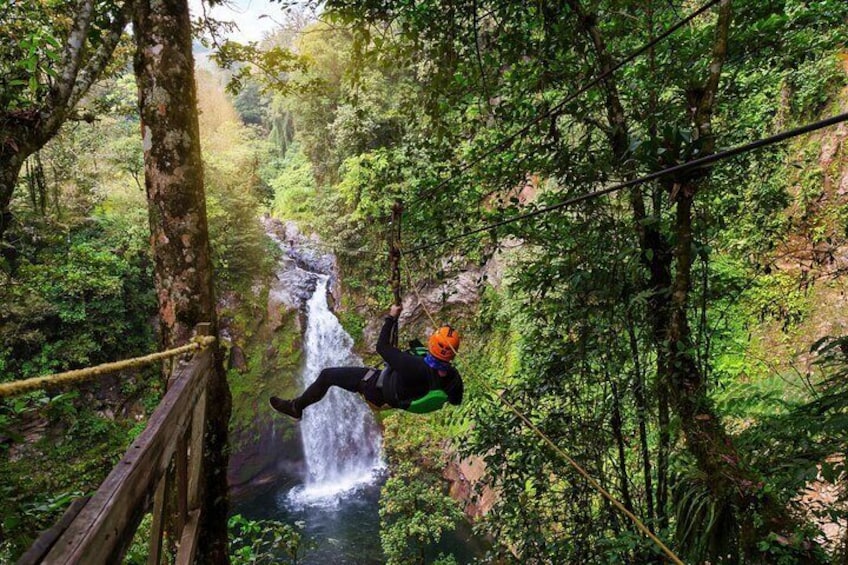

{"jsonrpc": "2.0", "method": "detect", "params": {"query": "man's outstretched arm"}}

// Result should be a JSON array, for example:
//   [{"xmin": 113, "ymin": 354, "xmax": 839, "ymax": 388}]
[{"xmin": 376, "ymin": 305, "xmax": 410, "ymax": 369}]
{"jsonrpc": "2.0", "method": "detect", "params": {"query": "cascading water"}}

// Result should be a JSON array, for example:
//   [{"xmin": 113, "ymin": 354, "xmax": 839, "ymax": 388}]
[
  {"xmin": 287, "ymin": 276, "xmax": 384, "ymax": 507},
  {"xmin": 233, "ymin": 223, "xmax": 484, "ymax": 562}
]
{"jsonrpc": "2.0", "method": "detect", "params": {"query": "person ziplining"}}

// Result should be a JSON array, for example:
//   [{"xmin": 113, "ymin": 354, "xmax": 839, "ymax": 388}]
[
  {"xmin": 270, "ymin": 200, "xmax": 465, "ymax": 419},
  {"xmin": 269, "ymin": 303, "xmax": 464, "ymax": 419}
]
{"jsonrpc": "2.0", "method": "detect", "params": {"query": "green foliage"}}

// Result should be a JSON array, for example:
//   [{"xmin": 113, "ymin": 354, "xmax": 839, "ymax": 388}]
[
  {"xmin": 127, "ymin": 506, "xmax": 314, "ymax": 564},
  {"xmin": 336, "ymin": 299, "xmax": 366, "ymax": 344},
  {"xmin": 0, "ymin": 397, "xmax": 156, "ymax": 559},
  {"xmin": 269, "ymin": 144, "xmax": 321, "ymax": 226},
  {"xmin": 124, "ymin": 514, "xmax": 155, "ymax": 564},
  {"xmin": 0, "ymin": 1, "xmax": 123, "ymax": 110},
  {"xmin": 267, "ymin": 95, "xmax": 296, "ymax": 158},
  {"xmin": 233, "ymin": 81, "xmax": 269, "ymax": 126},
  {"xmin": 379, "ymin": 414, "xmax": 463, "ymax": 565},
  {"xmin": 229, "ymin": 514, "xmax": 311, "ymax": 564},
  {"xmin": 0, "ymin": 59, "xmax": 275, "ymax": 559},
  {"xmin": 672, "ymin": 471, "xmax": 737, "ymax": 563},
  {"xmin": 268, "ymin": 0, "xmax": 848, "ymax": 560},
  {"xmin": 336, "ymin": 150, "xmax": 397, "ymax": 221},
  {"xmin": 0, "ymin": 219, "xmax": 155, "ymax": 380},
  {"xmin": 197, "ymin": 80, "xmax": 278, "ymax": 293},
  {"xmin": 211, "ymin": 40, "xmax": 305, "ymax": 95}
]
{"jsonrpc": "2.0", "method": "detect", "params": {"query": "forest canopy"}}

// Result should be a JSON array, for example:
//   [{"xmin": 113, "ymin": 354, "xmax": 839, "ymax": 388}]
[{"xmin": 2, "ymin": 0, "xmax": 848, "ymax": 563}]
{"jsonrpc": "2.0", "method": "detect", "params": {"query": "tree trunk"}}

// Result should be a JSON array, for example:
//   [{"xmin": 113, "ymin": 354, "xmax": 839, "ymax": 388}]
[
  {"xmin": 566, "ymin": 0, "xmax": 676, "ymax": 533},
  {"xmin": 625, "ymin": 318, "xmax": 654, "ymax": 527},
  {"xmin": 132, "ymin": 0, "xmax": 231, "ymax": 561},
  {"xmin": 1, "ymin": 116, "xmax": 48, "ymax": 246},
  {"xmin": 0, "ymin": 147, "xmax": 28, "ymax": 255},
  {"xmin": 666, "ymin": 191, "xmax": 738, "ymax": 477},
  {"xmin": 655, "ymin": 380, "xmax": 670, "ymax": 530},
  {"xmin": 610, "ymin": 380, "xmax": 635, "ymax": 516}
]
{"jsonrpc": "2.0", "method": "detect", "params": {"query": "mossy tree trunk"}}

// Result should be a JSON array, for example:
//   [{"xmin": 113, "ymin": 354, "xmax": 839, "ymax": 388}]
[{"xmin": 132, "ymin": 0, "xmax": 231, "ymax": 561}]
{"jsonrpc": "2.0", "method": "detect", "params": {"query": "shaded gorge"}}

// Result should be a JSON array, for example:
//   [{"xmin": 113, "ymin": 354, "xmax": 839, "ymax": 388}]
[{"xmin": 229, "ymin": 225, "xmax": 485, "ymax": 562}]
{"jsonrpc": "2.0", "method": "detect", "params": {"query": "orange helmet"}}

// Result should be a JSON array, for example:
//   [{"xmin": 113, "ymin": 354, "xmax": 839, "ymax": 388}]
[{"xmin": 428, "ymin": 325, "xmax": 461, "ymax": 362}]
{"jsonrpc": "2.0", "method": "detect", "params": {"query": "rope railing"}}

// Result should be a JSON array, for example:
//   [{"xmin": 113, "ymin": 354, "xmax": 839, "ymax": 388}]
[
  {"xmin": 0, "ymin": 335, "xmax": 216, "ymax": 400},
  {"xmin": 398, "ymin": 249, "xmax": 685, "ymax": 564}
]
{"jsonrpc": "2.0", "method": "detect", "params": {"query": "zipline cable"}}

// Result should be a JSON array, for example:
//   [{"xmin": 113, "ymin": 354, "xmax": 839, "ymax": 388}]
[
  {"xmin": 0, "ymin": 336, "xmax": 217, "ymax": 399},
  {"xmin": 273, "ymin": 236, "xmax": 384, "ymax": 256},
  {"xmin": 406, "ymin": 111, "xmax": 848, "ymax": 254},
  {"xmin": 397, "ymin": 251, "xmax": 685, "ymax": 564},
  {"xmin": 410, "ymin": 0, "xmax": 721, "ymax": 206}
]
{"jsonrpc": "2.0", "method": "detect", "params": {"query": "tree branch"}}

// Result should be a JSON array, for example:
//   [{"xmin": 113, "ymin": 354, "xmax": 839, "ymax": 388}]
[
  {"xmin": 694, "ymin": 0, "xmax": 733, "ymax": 153},
  {"xmin": 50, "ymin": 0, "xmax": 96, "ymax": 113},
  {"xmin": 69, "ymin": 0, "xmax": 133, "ymax": 110}
]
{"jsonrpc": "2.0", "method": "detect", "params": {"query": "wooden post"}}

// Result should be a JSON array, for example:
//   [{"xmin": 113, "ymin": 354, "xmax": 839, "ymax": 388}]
[
  {"xmin": 147, "ymin": 474, "xmax": 169, "ymax": 565},
  {"xmin": 187, "ymin": 389, "xmax": 207, "ymax": 509},
  {"xmin": 194, "ymin": 322, "xmax": 212, "ymax": 339},
  {"xmin": 174, "ymin": 509, "xmax": 202, "ymax": 565},
  {"xmin": 176, "ymin": 434, "xmax": 188, "ymax": 532},
  {"xmin": 42, "ymin": 349, "xmax": 212, "ymax": 564}
]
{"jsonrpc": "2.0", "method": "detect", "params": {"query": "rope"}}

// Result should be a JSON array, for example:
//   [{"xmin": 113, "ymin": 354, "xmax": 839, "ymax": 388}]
[
  {"xmin": 389, "ymin": 201, "xmax": 404, "ymax": 348},
  {"xmin": 389, "ymin": 201, "xmax": 404, "ymax": 306},
  {"xmin": 398, "ymin": 250, "xmax": 684, "ymax": 564},
  {"xmin": 0, "ymin": 336, "xmax": 217, "ymax": 400},
  {"xmin": 406, "ymin": 110, "xmax": 848, "ymax": 254},
  {"xmin": 409, "ymin": 0, "xmax": 721, "ymax": 206}
]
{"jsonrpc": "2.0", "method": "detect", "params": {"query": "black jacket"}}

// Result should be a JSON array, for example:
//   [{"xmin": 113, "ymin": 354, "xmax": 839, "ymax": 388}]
[{"xmin": 376, "ymin": 316, "xmax": 463, "ymax": 408}]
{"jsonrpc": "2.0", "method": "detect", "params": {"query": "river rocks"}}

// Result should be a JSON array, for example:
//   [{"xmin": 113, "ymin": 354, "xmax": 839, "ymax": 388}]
[
  {"xmin": 262, "ymin": 216, "xmax": 337, "ymax": 276},
  {"xmin": 262, "ymin": 216, "xmax": 340, "ymax": 312}
]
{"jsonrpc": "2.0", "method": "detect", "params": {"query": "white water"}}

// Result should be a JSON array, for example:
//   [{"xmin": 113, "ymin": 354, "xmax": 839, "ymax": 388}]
[{"xmin": 287, "ymin": 276, "xmax": 384, "ymax": 508}]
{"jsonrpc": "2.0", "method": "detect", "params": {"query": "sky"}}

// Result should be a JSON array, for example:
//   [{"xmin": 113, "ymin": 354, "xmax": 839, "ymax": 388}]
[{"xmin": 188, "ymin": 0, "xmax": 285, "ymax": 44}]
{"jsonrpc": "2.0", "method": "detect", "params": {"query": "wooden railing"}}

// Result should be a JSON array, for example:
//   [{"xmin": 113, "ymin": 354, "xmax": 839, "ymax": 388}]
[{"xmin": 19, "ymin": 346, "xmax": 214, "ymax": 565}]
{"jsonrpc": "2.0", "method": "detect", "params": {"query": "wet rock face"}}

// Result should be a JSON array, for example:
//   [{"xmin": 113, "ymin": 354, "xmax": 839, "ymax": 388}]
[
  {"xmin": 362, "ymin": 261, "xmax": 489, "ymax": 347},
  {"xmin": 262, "ymin": 216, "xmax": 339, "ymax": 311},
  {"xmin": 228, "ymin": 218, "xmax": 344, "ymax": 498},
  {"xmin": 263, "ymin": 216, "xmax": 336, "ymax": 275},
  {"xmin": 444, "ymin": 455, "xmax": 498, "ymax": 519}
]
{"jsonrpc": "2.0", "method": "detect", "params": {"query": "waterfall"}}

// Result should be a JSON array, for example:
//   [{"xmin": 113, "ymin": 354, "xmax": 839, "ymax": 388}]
[{"xmin": 288, "ymin": 276, "xmax": 384, "ymax": 507}]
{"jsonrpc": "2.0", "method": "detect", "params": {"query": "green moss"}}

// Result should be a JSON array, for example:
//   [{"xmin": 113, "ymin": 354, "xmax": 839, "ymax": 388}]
[
  {"xmin": 337, "ymin": 306, "xmax": 366, "ymax": 344},
  {"xmin": 0, "ymin": 404, "xmax": 144, "ymax": 559},
  {"xmin": 227, "ymin": 307, "xmax": 303, "ymax": 452}
]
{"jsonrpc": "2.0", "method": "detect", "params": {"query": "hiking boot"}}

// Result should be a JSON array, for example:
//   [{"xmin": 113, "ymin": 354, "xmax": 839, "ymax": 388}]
[{"xmin": 270, "ymin": 396, "xmax": 302, "ymax": 420}]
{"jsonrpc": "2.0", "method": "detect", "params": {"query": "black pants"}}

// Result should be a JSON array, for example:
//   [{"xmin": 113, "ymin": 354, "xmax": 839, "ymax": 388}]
[{"xmin": 295, "ymin": 367, "xmax": 385, "ymax": 410}]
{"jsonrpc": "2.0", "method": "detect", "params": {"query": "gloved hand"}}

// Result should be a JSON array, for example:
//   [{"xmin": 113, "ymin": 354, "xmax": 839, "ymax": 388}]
[{"xmin": 389, "ymin": 304, "xmax": 403, "ymax": 318}]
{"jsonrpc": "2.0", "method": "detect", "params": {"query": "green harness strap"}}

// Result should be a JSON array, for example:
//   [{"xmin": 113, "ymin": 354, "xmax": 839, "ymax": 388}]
[{"xmin": 407, "ymin": 388, "xmax": 449, "ymax": 414}]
